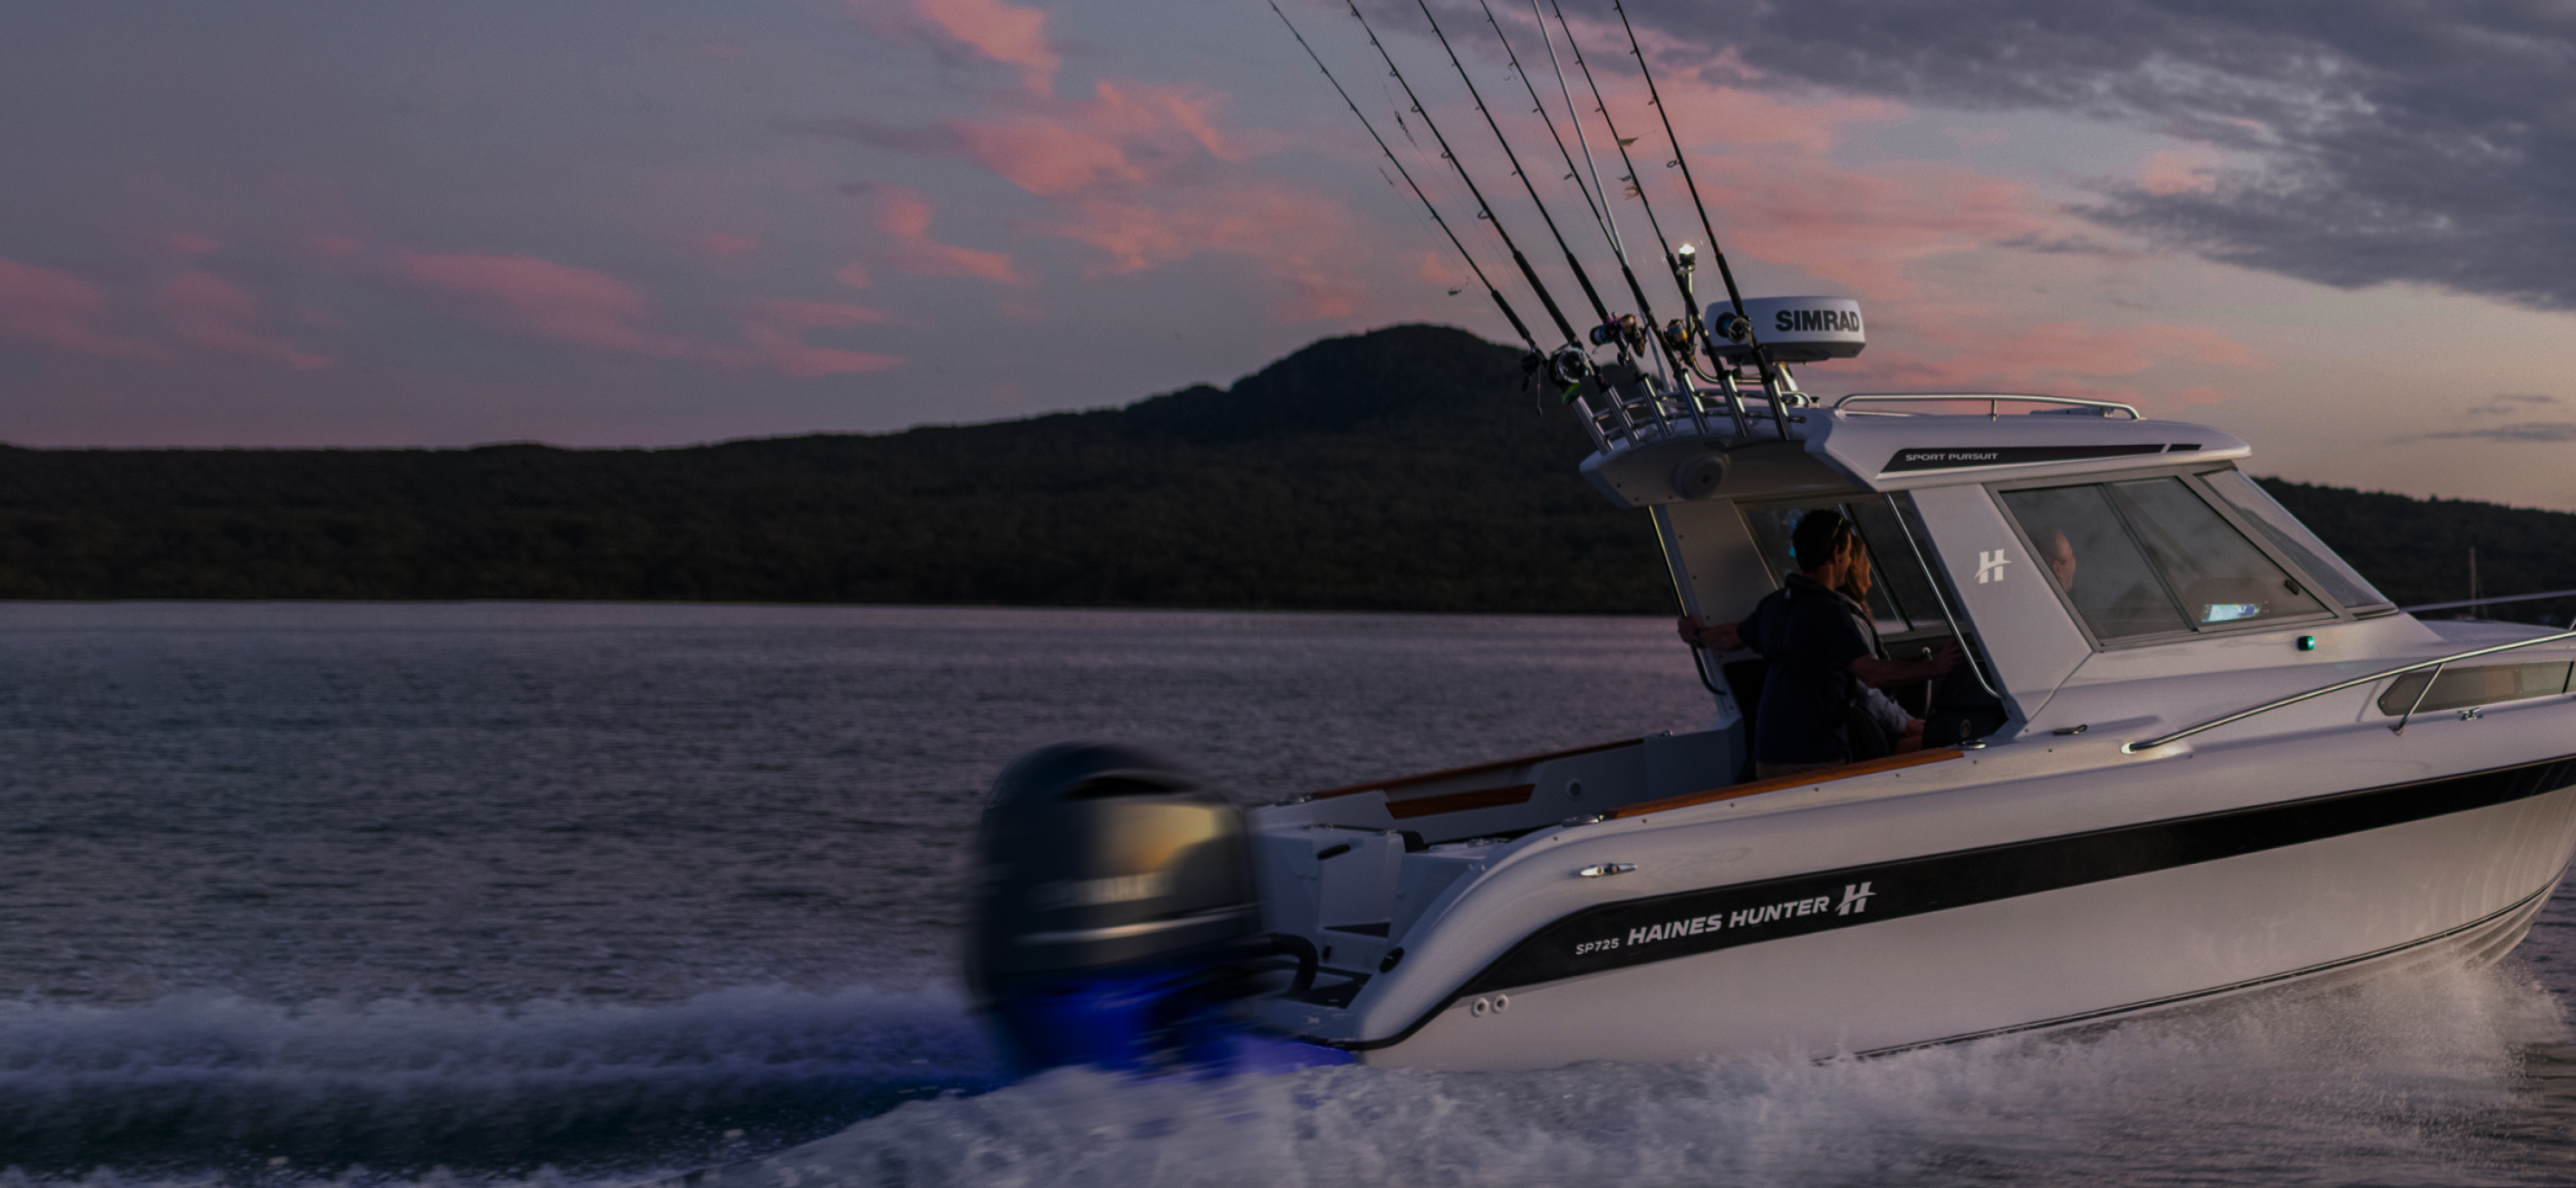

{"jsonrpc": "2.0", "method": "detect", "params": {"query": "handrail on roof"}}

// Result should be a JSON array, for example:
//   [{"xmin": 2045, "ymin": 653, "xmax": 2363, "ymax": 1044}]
[
  {"xmin": 1834, "ymin": 393, "xmax": 2143, "ymax": 420},
  {"xmin": 2122, "ymin": 626, "xmax": 2576, "ymax": 754}
]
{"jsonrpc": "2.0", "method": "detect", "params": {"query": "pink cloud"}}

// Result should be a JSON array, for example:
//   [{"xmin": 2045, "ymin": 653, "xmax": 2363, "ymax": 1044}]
[
  {"xmin": 871, "ymin": 187, "xmax": 1030, "ymax": 286},
  {"xmin": 1852, "ymin": 320, "xmax": 2265, "ymax": 401},
  {"xmin": 694, "ymin": 233, "xmax": 758, "ymax": 258},
  {"xmin": 1699, "ymin": 158, "xmax": 2047, "ymax": 298},
  {"xmin": 739, "ymin": 300, "xmax": 904, "ymax": 378},
  {"xmin": 386, "ymin": 248, "xmax": 899, "ymax": 378},
  {"xmin": 835, "ymin": 261, "xmax": 873, "ymax": 290},
  {"xmin": 2139, "ymin": 150, "xmax": 2220, "ymax": 196},
  {"xmin": 848, "ymin": 0, "xmax": 1059, "ymax": 94},
  {"xmin": 1029, "ymin": 182, "xmax": 1369, "ymax": 319},
  {"xmin": 1535, "ymin": 17, "xmax": 1895, "ymax": 159},
  {"xmin": 386, "ymin": 250, "xmax": 705, "ymax": 360},
  {"xmin": 158, "ymin": 270, "xmax": 333, "ymax": 370},
  {"xmin": 0, "ymin": 257, "xmax": 164, "ymax": 360},
  {"xmin": 843, "ymin": 81, "xmax": 1247, "ymax": 199}
]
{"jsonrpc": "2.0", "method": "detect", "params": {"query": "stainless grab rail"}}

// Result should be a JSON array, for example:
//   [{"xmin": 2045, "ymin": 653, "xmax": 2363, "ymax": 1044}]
[
  {"xmin": 2121, "ymin": 627, "xmax": 2576, "ymax": 754},
  {"xmin": 2402, "ymin": 587, "xmax": 2576, "ymax": 615},
  {"xmin": 1833, "ymin": 393, "xmax": 2142, "ymax": 420}
]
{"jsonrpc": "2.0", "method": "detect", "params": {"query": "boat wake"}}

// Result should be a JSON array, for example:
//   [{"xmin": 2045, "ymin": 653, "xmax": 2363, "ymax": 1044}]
[
  {"xmin": 3, "ymin": 956, "xmax": 2566, "ymax": 1188},
  {"xmin": 0, "ymin": 983, "xmax": 1002, "ymax": 1184},
  {"xmin": 703, "ymin": 955, "xmax": 2567, "ymax": 1188}
]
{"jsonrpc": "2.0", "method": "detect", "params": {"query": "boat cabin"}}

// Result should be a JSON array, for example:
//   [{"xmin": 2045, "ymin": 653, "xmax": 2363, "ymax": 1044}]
[{"xmin": 1249, "ymin": 349, "xmax": 2442, "ymax": 992}]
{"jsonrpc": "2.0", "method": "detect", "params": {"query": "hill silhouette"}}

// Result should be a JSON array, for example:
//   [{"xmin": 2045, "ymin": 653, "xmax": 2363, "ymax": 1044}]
[{"xmin": 0, "ymin": 323, "xmax": 2569, "ymax": 622}]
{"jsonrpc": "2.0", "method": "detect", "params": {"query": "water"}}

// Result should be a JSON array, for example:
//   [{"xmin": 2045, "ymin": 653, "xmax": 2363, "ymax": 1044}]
[{"xmin": 2, "ymin": 602, "xmax": 2573, "ymax": 1185}]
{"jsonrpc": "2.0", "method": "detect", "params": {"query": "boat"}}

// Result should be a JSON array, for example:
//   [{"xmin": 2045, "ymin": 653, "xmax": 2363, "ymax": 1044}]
[
  {"xmin": 966, "ymin": 304, "xmax": 2576, "ymax": 1073},
  {"xmin": 957, "ymin": 0, "xmax": 2576, "ymax": 1079}
]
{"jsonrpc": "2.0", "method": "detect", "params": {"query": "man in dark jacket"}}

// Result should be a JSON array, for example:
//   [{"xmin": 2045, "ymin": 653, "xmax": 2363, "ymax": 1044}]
[{"xmin": 1682, "ymin": 510, "xmax": 1959, "ymax": 778}]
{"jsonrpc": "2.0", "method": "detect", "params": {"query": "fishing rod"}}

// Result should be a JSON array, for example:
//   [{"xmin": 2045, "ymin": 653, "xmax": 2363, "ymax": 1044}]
[
  {"xmin": 1608, "ymin": 0, "xmax": 1783, "ymax": 392},
  {"xmin": 1500, "ymin": 0, "xmax": 1699, "ymax": 384},
  {"xmin": 1345, "ymin": 0, "xmax": 1588, "ymax": 367},
  {"xmin": 1527, "ymin": 0, "xmax": 1621, "ymax": 259},
  {"xmin": 1545, "ymin": 1, "xmax": 1689, "ymax": 355},
  {"xmin": 1478, "ymin": 0, "xmax": 1614, "ymax": 264},
  {"xmin": 1472, "ymin": 0, "xmax": 1665, "ymax": 372},
  {"xmin": 1412, "ymin": 0, "xmax": 1625, "ymax": 350},
  {"xmin": 1266, "ymin": 0, "xmax": 1546, "ymax": 360}
]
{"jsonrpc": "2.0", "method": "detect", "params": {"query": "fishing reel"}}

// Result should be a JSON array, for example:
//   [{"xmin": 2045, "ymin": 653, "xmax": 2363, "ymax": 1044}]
[
  {"xmin": 1546, "ymin": 344, "xmax": 1597, "ymax": 398},
  {"xmin": 1710, "ymin": 310, "xmax": 1753, "ymax": 345},
  {"xmin": 1589, "ymin": 314, "xmax": 1648, "ymax": 355}
]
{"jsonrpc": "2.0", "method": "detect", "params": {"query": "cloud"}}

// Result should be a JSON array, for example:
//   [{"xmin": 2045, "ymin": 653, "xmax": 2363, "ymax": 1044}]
[
  {"xmin": 385, "ymin": 249, "xmax": 900, "ymax": 378},
  {"xmin": 1028, "ymin": 182, "xmax": 1370, "ymax": 319},
  {"xmin": 0, "ymin": 257, "xmax": 164, "ymax": 360},
  {"xmin": 1613, "ymin": 0, "xmax": 2576, "ymax": 310},
  {"xmin": 842, "ymin": 0, "xmax": 1059, "ymax": 95},
  {"xmin": 2428, "ymin": 392, "xmax": 2572, "ymax": 438},
  {"xmin": 162, "ymin": 233, "xmax": 224, "ymax": 258},
  {"xmin": 1692, "ymin": 157, "xmax": 2049, "ymax": 299},
  {"xmin": 865, "ymin": 186, "xmax": 1030, "ymax": 286},
  {"xmin": 1852, "ymin": 319, "xmax": 2265, "ymax": 400},
  {"xmin": 386, "ymin": 250, "xmax": 705, "ymax": 359},
  {"xmin": 739, "ymin": 300, "xmax": 904, "ymax": 378},
  {"xmin": 2464, "ymin": 392, "xmax": 2559, "ymax": 416},
  {"xmin": 2422, "ymin": 421, "xmax": 2576, "ymax": 443},
  {"xmin": 803, "ymin": 80, "xmax": 1243, "ymax": 199},
  {"xmin": 158, "ymin": 270, "xmax": 332, "ymax": 370},
  {"xmin": 834, "ymin": 262, "xmax": 872, "ymax": 290}
]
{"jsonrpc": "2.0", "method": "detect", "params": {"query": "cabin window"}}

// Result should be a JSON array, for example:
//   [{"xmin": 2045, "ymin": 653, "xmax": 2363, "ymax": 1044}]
[
  {"xmin": 2377, "ymin": 662, "xmax": 2573, "ymax": 716},
  {"xmin": 2199, "ymin": 470, "xmax": 2392, "ymax": 611},
  {"xmin": 1741, "ymin": 497, "xmax": 1946, "ymax": 636},
  {"xmin": 1998, "ymin": 476, "xmax": 2326, "ymax": 642}
]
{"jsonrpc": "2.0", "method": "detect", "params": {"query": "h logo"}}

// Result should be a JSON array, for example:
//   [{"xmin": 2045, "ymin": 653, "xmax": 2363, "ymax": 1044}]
[
  {"xmin": 1836, "ymin": 881, "xmax": 1875, "ymax": 916},
  {"xmin": 1976, "ymin": 549, "xmax": 2012, "ymax": 584}
]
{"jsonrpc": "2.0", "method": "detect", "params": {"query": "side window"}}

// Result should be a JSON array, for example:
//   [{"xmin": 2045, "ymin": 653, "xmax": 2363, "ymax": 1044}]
[
  {"xmin": 1999, "ymin": 477, "xmax": 2331, "ymax": 643},
  {"xmin": 2379, "ymin": 663, "xmax": 2572, "ymax": 715},
  {"xmin": 2106, "ymin": 478, "xmax": 2325, "ymax": 627},
  {"xmin": 1996, "ymin": 485, "xmax": 2190, "ymax": 640},
  {"xmin": 2199, "ymin": 470, "xmax": 2391, "ymax": 611}
]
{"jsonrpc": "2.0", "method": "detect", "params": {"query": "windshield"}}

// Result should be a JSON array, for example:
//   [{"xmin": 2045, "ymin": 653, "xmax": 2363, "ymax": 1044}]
[{"xmin": 2199, "ymin": 470, "xmax": 2391, "ymax": 610}]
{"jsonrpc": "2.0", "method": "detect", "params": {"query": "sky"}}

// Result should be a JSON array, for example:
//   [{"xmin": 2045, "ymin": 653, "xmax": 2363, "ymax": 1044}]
[{"xmin": 4, "ymin": 0, "xmax": 2574, "ymax": 510}]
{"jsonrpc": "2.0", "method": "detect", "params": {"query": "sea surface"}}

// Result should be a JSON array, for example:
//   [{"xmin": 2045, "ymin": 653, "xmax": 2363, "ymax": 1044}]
[{"xmin": 2, "ymin": 601, "xmax": 2573, "ymax": 1186}]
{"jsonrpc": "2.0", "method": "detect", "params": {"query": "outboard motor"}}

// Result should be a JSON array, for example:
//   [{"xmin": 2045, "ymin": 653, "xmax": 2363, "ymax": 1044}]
[{"xmin": 968, "ymin": 742, "xmax": 1343, "ymax": 1077}]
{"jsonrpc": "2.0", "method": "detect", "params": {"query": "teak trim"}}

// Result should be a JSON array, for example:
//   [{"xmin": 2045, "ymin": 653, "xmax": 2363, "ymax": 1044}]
[
  {"xmin": 1606, "ymin": 749, "xmax": 1965, "ymax": 819},
  {"xmin": 1308, "ymin": 738, "xmax": 1639, "ymax": 800},
  {"xmin": 1385, "ymin": 784, "xmax": 1536, "ymax": 820}
]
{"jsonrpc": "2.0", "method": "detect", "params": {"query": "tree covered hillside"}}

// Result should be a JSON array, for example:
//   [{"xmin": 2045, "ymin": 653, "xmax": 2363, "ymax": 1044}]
[{"xmin": 1, "ymin": 324, "xmax": 2570, "ymax": 622}]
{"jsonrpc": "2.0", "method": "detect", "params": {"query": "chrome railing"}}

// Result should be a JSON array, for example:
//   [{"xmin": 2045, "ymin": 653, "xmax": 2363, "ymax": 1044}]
[
  {"xmin": 1834, "ymin": 393, "xmax": 2141, "ymax": 420},
  {"xmin": 1576, "ymin": 375, "xmax": 1813, "ymax": 456},
  {"xmin": 2121, "ymin": 627, "xmax": 2576, "ymax": 754}
]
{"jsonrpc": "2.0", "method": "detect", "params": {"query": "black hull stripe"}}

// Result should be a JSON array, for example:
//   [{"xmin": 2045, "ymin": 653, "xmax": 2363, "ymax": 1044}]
[
  {"xmin": 1324, "ymin": 752, "xmax": 2576, "ymax": 1051},
  {"xmin": 1460, "ymin": 753, "xmax": 2576, "ymax": 995},
  {"xmin": 1845, "ymin": 879, "xmax": 2555, "ymax": 1061}
]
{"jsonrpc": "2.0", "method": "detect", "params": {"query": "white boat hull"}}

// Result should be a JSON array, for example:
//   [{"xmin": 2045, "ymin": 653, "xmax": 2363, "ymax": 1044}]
[{"xmin": 1367, "ymin": 779, "xmax": 2576, "ymax": 1068}]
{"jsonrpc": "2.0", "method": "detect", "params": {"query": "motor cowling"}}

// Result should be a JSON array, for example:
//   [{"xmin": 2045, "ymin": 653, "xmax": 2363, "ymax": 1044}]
[{"xmin": 969, "ymin": 742, "xmax": 1341, "ymax": 1076}]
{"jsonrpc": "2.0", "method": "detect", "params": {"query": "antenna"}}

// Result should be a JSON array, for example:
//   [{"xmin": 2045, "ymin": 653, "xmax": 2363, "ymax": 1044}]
[
  {"xmin": 1265, "ymin": 0, "xmax": 1545, "ymax": 357},
  {"xmin": 1413, "ymin": 0, "xmax": 1623, "ymax": 342},
  {"xmin": 1345, "ymin": 0, "xmax": 1586, "ymax": 356}
]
